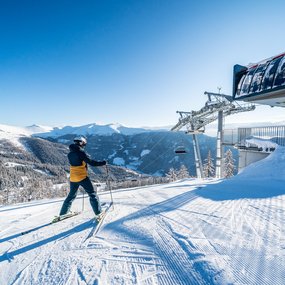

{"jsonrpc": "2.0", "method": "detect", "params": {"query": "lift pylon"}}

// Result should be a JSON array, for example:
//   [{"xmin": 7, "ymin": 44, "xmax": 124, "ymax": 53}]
[{"xmin": 171, "ymin": 91, "xmax": 255, "ymax": 178}]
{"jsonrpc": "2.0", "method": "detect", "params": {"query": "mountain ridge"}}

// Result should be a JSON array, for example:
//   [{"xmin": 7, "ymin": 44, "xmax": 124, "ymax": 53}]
[{"xmin": 0, "ymin": 122, "xmax": 169, "ymax": 141}]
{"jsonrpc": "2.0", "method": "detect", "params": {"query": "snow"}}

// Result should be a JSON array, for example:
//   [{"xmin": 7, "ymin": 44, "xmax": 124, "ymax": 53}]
[
  {"xmin": 4, "ymin": 162, "xmax": 25, "ymax": 168},
  {"xmin": 24, "ymin": 124, "xmax": 53, "ymax": 134},
  {"xmin": 33, "ymin": 168, "xmax": 51, "ymax": 176},
  {"xmin": 0, "ymin": 122, "xmax": 152, "ymax": 148},
  {"xmin": 140, "ymin": 149, "xmax": 150, "ymax": 157},
  {"xmin": 245, "ymin": 137, "xmax": 278, "ymax": 151},
  {"xmin": 0, "ymin": 124, "xmax": 26, "ymax": 148},
  {"xmin": 0, "ymin": 123, "xmax": 52, "ymax": 148},
  {"xmin": 35, "ymin": 123, "xmax": 151, "ymax": 138},
  {"xmin": 1, "ymin": 147, "xmax": 285, "ymax": 284},
  {"xmin": 113, "ymin": 157, "xmax": 125, "ymax": 166},
  {"xmin": 0, "ymin": 124, "xmax": 32, "ymax": 136},
  {"xmin": 0, "ymin": 123, "xmax": 52, "ymax": 136}
]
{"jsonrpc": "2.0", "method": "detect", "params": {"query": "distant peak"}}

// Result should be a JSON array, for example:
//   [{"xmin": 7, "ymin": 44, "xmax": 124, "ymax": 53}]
[{"xmin": 33, "ymin": 122, "xmax": 152, "ymax": 138}]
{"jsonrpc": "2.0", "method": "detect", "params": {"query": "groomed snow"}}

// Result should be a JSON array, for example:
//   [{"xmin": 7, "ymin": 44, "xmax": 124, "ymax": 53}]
[{"xmin": 0, "ymin": 147, "xmax": 285, "ymax": 284}]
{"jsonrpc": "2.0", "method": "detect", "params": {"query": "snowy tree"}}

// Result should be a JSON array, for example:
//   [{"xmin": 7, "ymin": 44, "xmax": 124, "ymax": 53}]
[
  {"xmin": 177, "ymin": 165, "xmax": 190, "ymax": 179},
  {"xmin": 223, "ymin": 149, "xmax": 235, "ymax": 178},
  {"xmin": 0, "ymin": 188, "xmax": 10, "ymax": 205},
  {"xmin": 166, "ymin": 168, "xmax": 177, "ymax": 182},
  {"xmin": 203, "ymin": 150, "xmax": 215, "ymax": 178}
]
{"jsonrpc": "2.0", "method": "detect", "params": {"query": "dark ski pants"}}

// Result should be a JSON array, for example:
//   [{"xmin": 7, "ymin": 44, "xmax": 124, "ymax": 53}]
[{"xmin": 60, "ymin": 177, "xmax": 101, "ymax": 216}]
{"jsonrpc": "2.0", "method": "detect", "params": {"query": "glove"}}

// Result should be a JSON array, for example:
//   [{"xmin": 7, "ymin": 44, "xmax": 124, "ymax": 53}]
[{"xmin": 100, "ymin": 160, "xmax": 107, "ymax": 166}]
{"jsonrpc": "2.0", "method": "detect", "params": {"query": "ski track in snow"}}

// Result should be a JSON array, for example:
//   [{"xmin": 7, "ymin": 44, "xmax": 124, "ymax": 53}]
[{"xmin": 0, "ymin": 178, "xmax": 285, "ymax": 284}]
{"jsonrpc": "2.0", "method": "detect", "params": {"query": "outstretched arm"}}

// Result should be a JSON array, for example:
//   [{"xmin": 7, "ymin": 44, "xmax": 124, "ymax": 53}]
[{"xmin": 79, "ymin": 151, "xmax": 106, "ymax": 167}]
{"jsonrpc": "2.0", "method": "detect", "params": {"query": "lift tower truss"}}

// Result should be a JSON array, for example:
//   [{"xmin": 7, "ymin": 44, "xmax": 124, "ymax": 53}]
[{"xmin": 171, "ymin": 92, "xmax": 255, "ymax": 178}]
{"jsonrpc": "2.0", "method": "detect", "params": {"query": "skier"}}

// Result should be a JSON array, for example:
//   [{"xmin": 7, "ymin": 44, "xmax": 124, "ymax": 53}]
[{"xmin": 59, "ymin": 135, "xmax": 106, "ymax": 217}]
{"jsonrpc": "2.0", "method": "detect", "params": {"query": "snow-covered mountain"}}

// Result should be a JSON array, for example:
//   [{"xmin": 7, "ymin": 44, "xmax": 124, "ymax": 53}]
[
  {"xmin": 0, "ymin": 124, "xmax": 145, "ymax": 203},
  {"xmin": 0, "ymin": 123, "xmax": 52, "ymax": 136},
  {"xmin": 0, "ymin": 122, "xmax": 166, "ymax": 143},
  {"xmin": 0, "ymin": 122, "xmax": 230, "ymax": 177},
  {"xmin": 24, "ymin": 124, "xmax": 54, "ymax": 135},
  {"xmin": 37, "ymin": 129, "xmax": 220, "ymax": 176},
  {"xmin": 35, "ymin": 123, "xmax": 160, "ymax": 138},
  {"xmin": 1, "ymin": 147, "xmax": 285, "ymax": 284},
  {"xmin": 0, "ymin": 124, "xmax": 53, "ymax": 148},
  {"xmin": 0, "ymin": 121, "xmax": 225, "ymax": 207}
]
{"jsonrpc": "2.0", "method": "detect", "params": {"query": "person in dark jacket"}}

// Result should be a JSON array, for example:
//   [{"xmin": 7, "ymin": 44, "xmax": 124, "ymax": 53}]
[{"xmin": 59, "ymin": 135, "xmax": 106, "ymax": 217}]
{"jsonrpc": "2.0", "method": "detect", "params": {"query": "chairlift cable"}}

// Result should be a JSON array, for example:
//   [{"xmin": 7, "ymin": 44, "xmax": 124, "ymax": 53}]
[
  {"xmin": 136, "ymin": 130, "xmax": 190, "ymax": 173},
  {"xmin": 145, "ymin": 131, "xmax": 170, "ymax": 154},
  {"xmin": 139, "ymin": 147, "xmax": 174, "ymax": 173},
  {"xmin": 133, "ymin": 131, "xmax": 172, "ymax": 173}
]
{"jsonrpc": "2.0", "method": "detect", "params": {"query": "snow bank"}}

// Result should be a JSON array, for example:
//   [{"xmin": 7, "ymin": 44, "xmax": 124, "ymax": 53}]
[
  {"xmin": 196, "ymin": 146, "xmax": 285, "ymax": 200},
  {"xmin": 245, "ymin": 137, "xmax": 278, "ymax": 151},
  {"xmin": 238, "ymin": 145, "xmax": 285, "ymax": 179}
]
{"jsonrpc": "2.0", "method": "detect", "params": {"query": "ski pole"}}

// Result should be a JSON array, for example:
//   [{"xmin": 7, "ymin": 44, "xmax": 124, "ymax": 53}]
[
  {"xmin": 82, "ymin": 191, "xmax": 85, "ymax": 211},
  {"xmin": 106, "ymin": 164, "xmax": 114, "ymax": 208}
]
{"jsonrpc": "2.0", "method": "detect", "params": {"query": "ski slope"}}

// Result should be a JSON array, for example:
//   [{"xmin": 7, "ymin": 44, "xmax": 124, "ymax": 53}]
[{"xmin": 1, "ymin": 147, "xmax": 285, "ymax": 284}]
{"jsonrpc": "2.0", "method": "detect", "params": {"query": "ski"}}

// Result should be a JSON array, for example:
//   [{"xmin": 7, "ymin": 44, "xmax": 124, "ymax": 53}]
[
  {"xmin": 94, "ymin": 202, "xmax": 113, "ymax": 235},
  {"xmin": 84, "ymin": 202, "xmax": 113, "ymax": 240},
  {"xmin": 20, "ymin": 212, "xmax": 81, "ymax": 235},
  {"xmin": 51, "ymin": 211, "xmax": 81, "ymax": 223},
  {"xmin": 20, "ymin": 202, "xmax": 110, "ymax": 236}
]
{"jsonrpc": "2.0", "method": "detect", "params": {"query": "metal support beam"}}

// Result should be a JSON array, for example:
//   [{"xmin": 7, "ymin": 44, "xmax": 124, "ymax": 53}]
[
  {"xmin": 171, "ymin": 91, "xmax": 255, "ymax": 180},
  {"xmin": 192, "ymin": 134, "xmax": 204, "ymax": 178},
  {"xmin": 215, "ymin": 110, "xmax": 224, "ymax": 178}
]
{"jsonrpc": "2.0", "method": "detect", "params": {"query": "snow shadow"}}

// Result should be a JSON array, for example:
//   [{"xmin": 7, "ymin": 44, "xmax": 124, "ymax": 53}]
[
  {"xmin": 194, "ymin": 178, "xmax": 285, "ymax": 201},
  {"xmin": 104, "ymin": 190, "xmax": 197, "ymax": 237},
  {"xmin": 0, "ymin": 222, "xmax": 55, "ymax": 243},
  {"xmin": 0, "ymin": 219, "xmax": 94, "ymax": 263}
]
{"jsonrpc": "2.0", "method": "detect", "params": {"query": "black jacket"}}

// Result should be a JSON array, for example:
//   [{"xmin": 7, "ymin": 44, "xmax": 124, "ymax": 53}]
[
  {"xmin": 68, "ymin": 144, "xmax": 106, "ymax": 167},
  {"xmin": 68, "ymin": 143, "xmax": 106, "ymax": 182}
]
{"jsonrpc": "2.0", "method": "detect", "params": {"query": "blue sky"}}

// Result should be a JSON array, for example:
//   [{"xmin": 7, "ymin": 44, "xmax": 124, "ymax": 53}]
[{"xmin": 1, "ymin": 0, "xmax": 285, "ymax": 128}]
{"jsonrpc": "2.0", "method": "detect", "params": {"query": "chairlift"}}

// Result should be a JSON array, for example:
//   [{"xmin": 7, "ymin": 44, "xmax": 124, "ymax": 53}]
[{"xmin": 175, "ymin": 146, "xmax": 187, "ymax": 154}]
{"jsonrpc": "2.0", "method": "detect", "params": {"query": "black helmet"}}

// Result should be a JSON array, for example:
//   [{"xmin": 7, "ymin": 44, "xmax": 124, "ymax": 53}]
[{"xmin": 74, "ymin": 135, "xmax": 87, "ymax": 146}]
